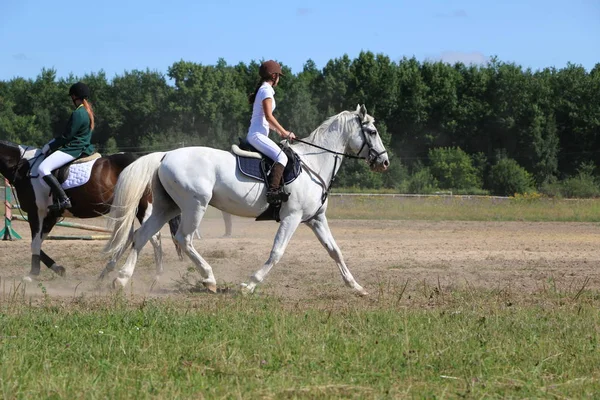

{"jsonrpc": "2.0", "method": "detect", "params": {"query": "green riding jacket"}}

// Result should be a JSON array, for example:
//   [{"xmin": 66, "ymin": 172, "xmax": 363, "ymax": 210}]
[{"xmin": 49, "ymin": 104, "xmax": 95, "ymax": 158}]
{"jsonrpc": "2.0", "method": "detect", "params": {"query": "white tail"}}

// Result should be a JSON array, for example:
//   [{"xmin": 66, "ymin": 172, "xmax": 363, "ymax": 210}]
[{"xmin": 104, "ymin": 152, "xmax": 166, "ymax": 259}]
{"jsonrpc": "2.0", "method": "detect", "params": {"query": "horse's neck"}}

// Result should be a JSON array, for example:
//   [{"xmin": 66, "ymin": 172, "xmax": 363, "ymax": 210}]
[
  {"xmin": 294, "ymin": 114, "xmax": 352, "ymax": 184},
  {"xmin": 0, "ymin": 141, "xmax": 30, "ymax": 184}
]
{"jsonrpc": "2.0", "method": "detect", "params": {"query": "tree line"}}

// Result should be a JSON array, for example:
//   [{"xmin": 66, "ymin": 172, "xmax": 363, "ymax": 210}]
[{"xmin": 1, "ymin": 52, "xmax": 599, "ymax": 196}]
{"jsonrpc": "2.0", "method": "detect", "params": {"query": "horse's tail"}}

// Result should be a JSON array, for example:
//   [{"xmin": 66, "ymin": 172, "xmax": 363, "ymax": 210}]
[{"xmin": 104, "ymin": 152, "xmax": 166, "ymax": 259}]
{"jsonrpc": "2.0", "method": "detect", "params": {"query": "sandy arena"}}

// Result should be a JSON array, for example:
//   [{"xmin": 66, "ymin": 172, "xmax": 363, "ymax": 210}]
[{"xmin": 1, "ymin": 213, "xmax": 599, "ymax": 303}]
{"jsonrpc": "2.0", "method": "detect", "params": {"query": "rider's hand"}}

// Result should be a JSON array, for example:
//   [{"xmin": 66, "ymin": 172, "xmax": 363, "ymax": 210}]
[{"xmin": 284, "ymin": 131, "xmax": 296, "ymax": 141}]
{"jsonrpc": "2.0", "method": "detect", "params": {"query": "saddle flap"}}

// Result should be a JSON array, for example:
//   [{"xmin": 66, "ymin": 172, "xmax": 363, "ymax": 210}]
[{"xmin": 54, "ymin": 166, "xmax": 70, "ymax": 184}]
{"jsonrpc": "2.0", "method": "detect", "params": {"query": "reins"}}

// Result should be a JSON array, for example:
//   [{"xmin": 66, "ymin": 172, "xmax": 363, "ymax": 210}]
[
  {"xmin": 292, "ymin": 137, "xmax": 365, "ymax": 160},
  {"xmin": 290, "ymin": 115, "xmax": 387, "ymax": 221}
]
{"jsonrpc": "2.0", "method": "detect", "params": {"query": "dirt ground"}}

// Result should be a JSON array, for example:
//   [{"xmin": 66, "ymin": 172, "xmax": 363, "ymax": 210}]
[{"xmin": 1, "ymin": 213, "xmax": 599, "ymax": 303}]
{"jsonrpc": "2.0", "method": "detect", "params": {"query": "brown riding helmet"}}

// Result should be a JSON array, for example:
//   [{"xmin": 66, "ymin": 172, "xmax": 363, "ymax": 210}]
[{"xmin": 259, "ymin": 60, "xmax": 284, "ymax": 79}]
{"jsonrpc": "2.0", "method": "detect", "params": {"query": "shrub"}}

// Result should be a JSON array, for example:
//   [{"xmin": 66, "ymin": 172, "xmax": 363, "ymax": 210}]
[
  {"xmin": 488, "ymin": 158, "xmax": 534, "ymax": 196},
  {"xmin": 407, "ymin": 167, "xmax": 439, "ymax": 194},
  {"xmin": 428, "ymin": 147, "xmax": 482, "ymax": 190},
  {"xmin": 540, "ymin": 162, "xmax": 600, "ymax": 198}
]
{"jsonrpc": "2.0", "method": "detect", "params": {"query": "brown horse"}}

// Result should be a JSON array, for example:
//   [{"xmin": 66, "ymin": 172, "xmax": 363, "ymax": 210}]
[{"xmin": 0, "ymin": 139, "xmax": 180, "ymax": 281}]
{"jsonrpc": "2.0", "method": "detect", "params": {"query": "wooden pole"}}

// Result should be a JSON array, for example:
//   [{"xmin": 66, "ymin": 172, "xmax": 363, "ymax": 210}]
[{"xmin": 1, "ymin": 178, "xmax": 21, "ymax": 240}]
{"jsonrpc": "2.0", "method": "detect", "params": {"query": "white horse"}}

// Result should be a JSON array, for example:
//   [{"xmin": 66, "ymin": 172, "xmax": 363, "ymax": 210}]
[{"xmin": 105, "ymin": 105, "xmax": 389, "ymax": 295}]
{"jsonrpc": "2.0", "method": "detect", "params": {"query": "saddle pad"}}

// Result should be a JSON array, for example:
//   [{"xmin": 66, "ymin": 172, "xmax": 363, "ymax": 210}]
[
  {"xmin": 236, "ymin": 156, "xmax": 302, "ymax": 185},
  {"xmin": 62, "ymin": 158, "xmax": 99, "ymax": 189}
]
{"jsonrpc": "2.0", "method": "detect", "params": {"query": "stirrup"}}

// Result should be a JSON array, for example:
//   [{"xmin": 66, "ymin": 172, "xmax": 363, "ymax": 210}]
[
  {"xmin": 266, "ymin": 188, "xmax": 289, "ymax": 205},
  {"xmin": 48, "ymin": 198, "xmax": 72, "ymax": 212}
]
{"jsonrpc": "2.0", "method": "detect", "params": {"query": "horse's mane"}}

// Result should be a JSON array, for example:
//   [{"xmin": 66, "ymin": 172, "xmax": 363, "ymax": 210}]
[
  {"xmin": 0, "ymin": 140, "xmax": 21, "ymax": 151},
  {"xmin": 304, "ymin": 111, "xmax": 350, "ymax": 142},
  {"xmin": 304, "ymin": 110, "xmax": 374, "ymax": 142}
]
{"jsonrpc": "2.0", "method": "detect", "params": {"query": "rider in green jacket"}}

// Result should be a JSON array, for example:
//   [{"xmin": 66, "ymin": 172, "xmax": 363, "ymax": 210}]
[{"xmin": 38, "ymin": 82, "xmax": 96, "ymax": 212}]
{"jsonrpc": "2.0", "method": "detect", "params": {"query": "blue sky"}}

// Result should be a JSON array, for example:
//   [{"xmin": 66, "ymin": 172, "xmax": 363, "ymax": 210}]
[{"xmin": 1, "ymin": 0, "xmax": 598, "ymax": 81}]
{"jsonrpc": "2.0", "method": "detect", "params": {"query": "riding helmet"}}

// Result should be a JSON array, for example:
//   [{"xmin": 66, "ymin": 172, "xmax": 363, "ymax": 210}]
[
  {"xmin": 69, "ymin": 82, "xmax": 91, "ymax": 99},
  {"xmin": 259, "ymin": 60, "xmax": 284, "ymax": 79}
]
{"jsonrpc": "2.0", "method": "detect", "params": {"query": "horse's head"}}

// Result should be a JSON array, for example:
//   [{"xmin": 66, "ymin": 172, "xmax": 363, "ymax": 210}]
[
  {"xmin": 0, "ymin": 140, "xmax": 39, "ymax": 183},
  {"xmin": 347, "ymin": 105, "xmax": 389, "ymax": 172}
]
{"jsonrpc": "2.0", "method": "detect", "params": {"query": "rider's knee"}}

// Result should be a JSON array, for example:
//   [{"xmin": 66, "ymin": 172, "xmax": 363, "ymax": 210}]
[
  {"xmin": 276, "ymin": 152, "xmax": 288, "ymax": 166},
  {"xmin": 37, "ymin": 164, "xmax": 52, "ymax": 177}
]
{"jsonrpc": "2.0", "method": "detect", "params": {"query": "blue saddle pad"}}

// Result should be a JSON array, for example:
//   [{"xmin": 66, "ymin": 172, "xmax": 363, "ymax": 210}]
[{"xmin": 236, "ymin": 153, "xmax": 302, "ymax": 185}]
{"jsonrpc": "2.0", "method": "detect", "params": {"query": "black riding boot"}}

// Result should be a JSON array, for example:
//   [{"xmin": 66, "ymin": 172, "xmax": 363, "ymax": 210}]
[
  {"xmin": 43, "ymin": 175, "xmax": 72, "ymax": 212},
  {"xmin": 266, "ymin": 162, "xmax": 286, "ymax": 204}
]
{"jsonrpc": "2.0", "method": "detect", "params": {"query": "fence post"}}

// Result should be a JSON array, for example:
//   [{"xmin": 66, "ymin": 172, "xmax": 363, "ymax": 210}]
[{"xmin": 1, "ymin": 178, "xmax": 22, "ymax": 240}]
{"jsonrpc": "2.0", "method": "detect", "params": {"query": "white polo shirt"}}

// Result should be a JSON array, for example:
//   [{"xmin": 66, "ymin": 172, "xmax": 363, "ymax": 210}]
[{"xmin": 248, "ymin": 82, "xmax": 276, "ymax": 136}]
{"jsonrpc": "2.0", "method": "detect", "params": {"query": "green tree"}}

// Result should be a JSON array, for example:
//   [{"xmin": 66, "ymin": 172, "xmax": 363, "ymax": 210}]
[{"xmin": 428, "ymin": 147, "xmax": 481, "ymax": 190}]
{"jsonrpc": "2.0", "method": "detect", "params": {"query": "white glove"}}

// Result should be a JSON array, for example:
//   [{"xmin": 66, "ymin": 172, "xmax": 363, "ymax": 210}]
[{"xmin": 41, "ymin": 143, "xmax": 50, "ymax": 154}]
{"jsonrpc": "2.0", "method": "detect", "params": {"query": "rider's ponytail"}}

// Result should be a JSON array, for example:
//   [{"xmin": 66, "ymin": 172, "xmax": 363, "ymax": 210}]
[
  {"xmin": 82, "ymin": 99, "xmax": 95, "ymax": 130},
  {"xmin": 248, "ymin": 79, "xmax": 267, "ymax": 104}
]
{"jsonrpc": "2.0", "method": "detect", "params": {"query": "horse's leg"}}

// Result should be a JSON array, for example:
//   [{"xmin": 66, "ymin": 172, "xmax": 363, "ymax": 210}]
[
  {"xmin": 305, "ymin": 213, "xmax": 368, "ymax": 296},
  {"xmin": 141, "ymin": 203, "xmax": 164, "ymax": 283},
  {"xmin": 113, "ymin": 208, "xmax": 178, "ymax": 289},
  {"xmin": 40, "ymin": 250, "xmax": 65, "ymax": 277},
  {"xmin": 23, "ymin": 211, "xmax": 44, "ymax": 282},
  {"xmin": 168, "ymin": 216, "xmax": 184, "ymax": 261},
  {"xmin": 222, "ymin": 211, "xmax": 232, "ymax": 237},
  {"xmin": 98, "ymin": 224, "xmax": 133, "ymax": 280},
  {"xmin": 148, "ymin": 231, "xmax": 163, "ymax": 282},
  {"xmin": 241, "ymin": 214, "xmax": 302, "ymax": 294},
  {"xmin": 173, "ymin": 202, "xmax": 217, "ymax": 293},
  {"xmin": 38, "ymin": 216, "xmax": 64, "ymax": 277}
]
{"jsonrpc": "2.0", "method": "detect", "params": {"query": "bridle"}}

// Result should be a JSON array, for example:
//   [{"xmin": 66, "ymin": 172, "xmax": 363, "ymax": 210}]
[
  {"xmin": 11, "ymin": 146, "xmax": 42, "ymax": 183},
  {"xmin": 291, "ymin": 115, "xmax": 388, "ymax": 220},
  {"xmin": 3, "ymin": 146, "xmax": 43, "ymax": 220},
  {"xmin": 293, "ymin": 115, "xmax": 387, "ymax": 167},
  {"xmin": 355, "ymin": 117, "xmax": 388, "ymax": 167}
]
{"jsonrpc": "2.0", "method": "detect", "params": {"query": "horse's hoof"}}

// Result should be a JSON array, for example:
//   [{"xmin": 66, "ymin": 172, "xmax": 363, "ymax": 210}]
[
  {"xmin": 203, "ymin": 281, "xmax": 217, "ymax": 294},
  {"xmin": 240, "ymin": 283, "xmax": 254, "ymax": 296},
  {"xmin": 112, "ymin": 277, "xmax": 127, "ymax": 289},
  {"xmin": 22, "ymin": 275, "xmax": 33, "ymax": 283},
  {"xmin": 356, "ymin": 288, "xmax": 369, "ymax": 297},
  {"xmin": 51, "ymin": 265, "xmax": 66, "ymax": 277}
]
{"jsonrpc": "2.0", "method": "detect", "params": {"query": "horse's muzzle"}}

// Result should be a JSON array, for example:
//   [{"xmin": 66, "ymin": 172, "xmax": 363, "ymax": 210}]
[{"xmin": 368, "ymin": 154, "xmax": 390, "ymax": 172}]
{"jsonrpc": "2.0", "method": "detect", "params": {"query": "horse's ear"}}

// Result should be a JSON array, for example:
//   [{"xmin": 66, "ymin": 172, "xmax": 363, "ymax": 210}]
[
  {"xmin": 359, "ymin": 104, "xmax": 368, "ymax": 121},
  {"xmin": 355, "ymin": 104, "xmax": 361, "ymax": 113}
]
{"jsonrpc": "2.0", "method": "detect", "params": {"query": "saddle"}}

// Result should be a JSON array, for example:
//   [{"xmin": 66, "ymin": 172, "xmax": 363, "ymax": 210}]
[
  {"xmin": 52, "ymin": 152, "xmax": 101, "ymax": 184},
  {"xmin": 232, "ymin": 138, "xmax": 302, "ymax": 186},
  {"xmin": 231, "ymin": 138, "xmax": 302, "ymax": 222}
]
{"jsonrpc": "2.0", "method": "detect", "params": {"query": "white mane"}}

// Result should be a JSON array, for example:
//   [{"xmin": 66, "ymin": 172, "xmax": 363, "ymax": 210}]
[
  {"xmin": 304, "ymin": 111, "xmax": 353, "ymax": 142},
  {"xmin": 303, "ymin": 110, "xmax": 374, "ymax": 142}
]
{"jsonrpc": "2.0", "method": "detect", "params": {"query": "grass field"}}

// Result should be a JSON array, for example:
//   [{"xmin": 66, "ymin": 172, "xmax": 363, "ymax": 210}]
[
  {"xmin": 1, "ymin": 195, "xmax": 600, "ymax": 398},
  {"xmin": 327, "ymin": 194, "xmax": 600, "ymax": 222},
  {"xmin": 3, "ymin": 189, "xmax": 600, "ymax": 222},
  {"xmin": 2, "ymin": 286, "xmax": 600, "ymax": 399}
]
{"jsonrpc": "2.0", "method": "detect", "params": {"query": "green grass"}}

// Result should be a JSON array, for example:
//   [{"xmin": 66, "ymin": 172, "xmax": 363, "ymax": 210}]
[
  {"xmin": 2, "ymin": 287, "xmax": 600, "ymax": 399},
  {"xmin": 4, "ymin": 191, "xmax": 600, "ymax": 222},
  {"xmin": 327, "ymin": 195, "xmax": 600, "ymax": 222}
]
